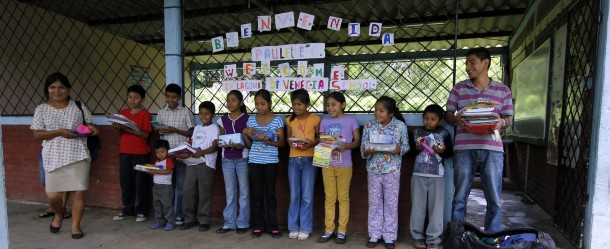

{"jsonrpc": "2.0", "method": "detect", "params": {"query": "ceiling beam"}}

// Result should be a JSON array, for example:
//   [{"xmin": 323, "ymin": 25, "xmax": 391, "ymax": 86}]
[
  {"xmin": 135, "ymin": 8, "xmax": 525, "ymax": 44},
  {"xmin": 183, "ymin": 30, "xmax": 512, "ymax": 57},
  {"xmin": 86, "ymin": 0, "xmax": 348, "ymax": 26}
]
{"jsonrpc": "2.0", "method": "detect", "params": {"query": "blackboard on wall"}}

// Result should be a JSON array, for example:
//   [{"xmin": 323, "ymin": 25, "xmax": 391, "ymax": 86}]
[{"xmin": 512, "ymin": 39, "xmax": 551, "ymax": 144}]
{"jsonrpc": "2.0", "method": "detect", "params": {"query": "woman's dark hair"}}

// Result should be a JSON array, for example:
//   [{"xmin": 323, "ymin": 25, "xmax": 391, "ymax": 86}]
[
  {"xmin": 228, "ymin": 90, "xmax": 247, "ymax": 114},
  {"xmin": 153, "ymin": 139, "xmax": 170, "ymax": 150},
  {"xmin": 327, "ymin": 91, "xmax": 346, "ymax": 110},
  {"xmin": 423, "ymin": 104, "xmax": 445, "ymax": 120},
  {"xmin": 254, "ymin": 89, "xmax": 272, "ymax": 111},
  {"xmin": 289, "ymin": 89, "xmax": 310, "ymax": 121},
  {"xmin": 44, "ymin": 72, "xmax": 72, "ymax": 101},
  {"xmin": 199, "ymin": 101, "xmax": 216, "ymax": 114},
  {"xmin": 376, "ymin": 96, "xmax": 405, "ymax": 123},
  {"xmin": 127, "ymin": 84, "xmax": 146, "ymax": 99}
]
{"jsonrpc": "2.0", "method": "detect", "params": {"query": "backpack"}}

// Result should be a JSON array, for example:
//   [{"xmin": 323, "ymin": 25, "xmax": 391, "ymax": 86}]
[
  {"xmin": 443, "ymin": 220, "xmax": 556, "ymax": 249},
  {"xmin": 75, "ymin": 101, "xmax": 101, "ymax": 163}
]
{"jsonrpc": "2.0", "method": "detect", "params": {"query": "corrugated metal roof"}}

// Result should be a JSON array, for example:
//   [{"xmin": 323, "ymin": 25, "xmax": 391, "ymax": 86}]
[{"xmin": 24, "ymin": 0, "xmax": 532, "ymax": 59}]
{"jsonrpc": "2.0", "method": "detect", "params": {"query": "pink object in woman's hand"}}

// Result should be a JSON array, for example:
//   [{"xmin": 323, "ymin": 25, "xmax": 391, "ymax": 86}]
[{"xmin": 75, "ymin": 124, "xmax": 92, "ymax": 136}]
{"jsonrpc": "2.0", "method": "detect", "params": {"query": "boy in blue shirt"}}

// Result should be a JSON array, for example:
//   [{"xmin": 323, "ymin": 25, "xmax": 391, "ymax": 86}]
[{"xmin": 410, "ymin": 104, "xmax": 453, "ymax": 249}]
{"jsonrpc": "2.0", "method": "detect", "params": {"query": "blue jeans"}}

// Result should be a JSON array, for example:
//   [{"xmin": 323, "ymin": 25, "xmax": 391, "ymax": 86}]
[
  {"xmin": 287, "ymin": 157, "xmax": 317, "ymax": 233},
  {"xmin": 172, "ymin": 158, "xmax": 186, "ymax": 218},
  {"xmin": 451, "ymin": 149, "xmax": 504, "ymax": 233},
  {"xmin": 221, "ymin": 158, "xmax": 250, "ymax": 229}
]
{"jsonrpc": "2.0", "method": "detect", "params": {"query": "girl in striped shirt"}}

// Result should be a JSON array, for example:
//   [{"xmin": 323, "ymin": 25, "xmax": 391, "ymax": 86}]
[{"xmin": 242, "ymin": 89, "xmax": 285, "ymax": 239}]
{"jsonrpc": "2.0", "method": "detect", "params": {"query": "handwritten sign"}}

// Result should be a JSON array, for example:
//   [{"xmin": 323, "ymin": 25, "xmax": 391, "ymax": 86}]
[
  {"xmin": 260, "ymin": 60, "xmax": 271, "ymax": 75},
  {"xmin": 369, "ymin": 22, "xmax": 382, "ymax": 36},
  {"xmin": 297, "ymin": 12, "xmax": 315, "ymax": 30},
  {"xmin": 297, "ymin": 61, "xmax": 308, "ymax": 76},
  {"xmin": 382, "ymin": 33, "xmax": 394, "ymax": 46},
  {"xmin": 279, "ymin": 62, "xmax": 292, "ymax": 77},
  {"xmin": 251, "ymin": 43, "xmax": 325, "ymax": 61},
  {"xmin": 331, "ymin": 66, "xmax": 345, "ymax": 80},
  {"xmin": 275, "ymin": 12, "xmax": 295, "ymax": 30},
  {"xmin": 258, "ymin": 16, "xmax": 272, "ymax": 32},
  {"xmin": 327, "ymin": 16, "xmax": 343, "ymax": 31},
  {"xmin": 265, "ymin": 77, "xmax": 329, "ymax": 92},
  {"xmin": 224, "ymin": 64, "xmax": 237, "ymax": 78},
  {"xmin": 212, "ymin": 36, "xmax": 224, "ymax": 52},
  {"xmin": 243, "ymin": 63, "xmax": 256, "ymax": 76},
  {"xmin": 222, "ymin": 80, "xmax": 262, "ymax": 91},
  {"xmin": 348, "ymin": 23, "xmax": 360, "ymax": 36},
  {"xmin": 313, "ymin": 63, "xmax": 324, "ymax": 77},
  {"xmin": 330, "ymin": 79, "xmax": 378, "ymax": 90},
  {"xmin": 241, "ymin": 23, "xmax": 252, "ymax": 38},
  {"xmin": 226, "ymin": 32, "xmax": 239, "ymax": 47}
]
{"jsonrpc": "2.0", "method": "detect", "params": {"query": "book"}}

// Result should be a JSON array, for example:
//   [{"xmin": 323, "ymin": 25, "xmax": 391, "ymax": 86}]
[
  {"xmin": 364, "ymin": 134, "xmax": 396, "ymax": 152},
  {"xmin": 364, "ymin": 143, "xmax": 396, "ymax": 152},
  {"xmin": 218, "ymin": 133, "xmax": 245, "ymax": 147},
  {"xmin": 105, "ymin": 113, "xmax": 141, "ymax": 131},
  {"xmin": 288, "ymin": 137, "xmax": 309, "ymax": 149},
  {"xmin": 168, "ymin": 142, "xmax": 197, "ymax": 157},
  {"xmin": 250, "ymin": 129, "xmax": 278, "ymax": 141},
  {"xmin": 151, "ymin": 120, "xmax": 168, "ymax": 130},
  {"xmin": 457, "ymin": 102, "xmax": 501, "ymax": 134},
  {"xmin": 313, "ymin": 143, "xmax": 340, "ymax": 168},
  {"xmin": 369, "ymin": 134, "xmax": 394, "ymax": 144},
  {"xmin": 134, "ymin": 164, "xmax": 163, "ymax": 172},
  {"xmin": 313, "ymin": 135, "xmax": 344, "ymax": 166}
]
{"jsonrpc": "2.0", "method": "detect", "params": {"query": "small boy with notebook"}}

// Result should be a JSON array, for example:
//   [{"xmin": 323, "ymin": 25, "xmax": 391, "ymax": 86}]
[
  {"xmin": 148, "ymin": 140, "xmax": 175, "ymax": 231},
  {"xmin": 155, "ymin": 83, "xmax": 195, "ymax": 225}
]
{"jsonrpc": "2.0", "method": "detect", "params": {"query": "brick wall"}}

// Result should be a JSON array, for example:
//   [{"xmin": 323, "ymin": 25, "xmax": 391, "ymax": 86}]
[{"xmin": 2, "ymin": 125, "xmax": 418, "ymax": 237}]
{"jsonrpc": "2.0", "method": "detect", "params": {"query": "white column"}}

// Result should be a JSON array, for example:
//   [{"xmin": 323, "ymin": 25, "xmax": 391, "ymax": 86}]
[
  {"xmin": 164, "ymin": 0, "xmax": 183, "ymax": 94},
  {"xmin": 584, "ymin": 0, "xmax": 610, "ymax": 248},
  {"xmin": 0, "ymin": 116, "xmax": 9, "ymax": 249}
]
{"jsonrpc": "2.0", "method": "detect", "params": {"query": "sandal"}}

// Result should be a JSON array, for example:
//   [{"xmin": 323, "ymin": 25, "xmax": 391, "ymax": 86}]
[
  {"xmin": 251, "ymin": 229, "xmax": 262, "ymax": 238},
  {"xmin": 63, "ymin": 212, "xmax": 72, "ymax": 219},
  {"xmin": 38, "ymin": 211, "xmax": 55, "ymax": 218}
]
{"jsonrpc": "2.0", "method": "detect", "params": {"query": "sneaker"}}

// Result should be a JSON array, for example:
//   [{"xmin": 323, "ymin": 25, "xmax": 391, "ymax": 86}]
[
  {"xmin": 175, "ymin": 217, "xmax": 184, "ymax": 225},
  {"xmin": 289, "ymin": 231, "xmax": 300, "ymax": 239},
  {"xmin": 150, "ymin": 222, "xmax": 164, "ymax": 230},
  {"xmin": 165, "ymin": 223, "xmax": 174, "ymax": 231},
  {"xmin": 317, "ymin": 232, "xmax": 336, "ymax": 243},
  {"xmin": 427, "ymin": 244, "xmax": 442, "ymax": 249},
  {"xmin": 336, "ymin": 232, "xmax": 347, "ymax": 244},
  {"xmin": 367, "ymin": 237, "xmax": 379, "ymax": 248},
  {"xmin": 135, "ymin": 214, "xmax": 148, "ymax": 222},
  {"xmin": 112, "ymin": 212, "xmax": 127, "ymax": 221},
  {"xmin": 297, "ymin": 232, "xmax": 309, "ymax": 240},
  {"xmin": 413, "ymin": 239, "xmax": 426, "ymax": 249},
  {"xmin": 384, "ymin": 241, "xmax": 395, "ymax": 249},
  {"xmin": 236, "ymin": 228, "xmax": 247, "ymax": 234}
]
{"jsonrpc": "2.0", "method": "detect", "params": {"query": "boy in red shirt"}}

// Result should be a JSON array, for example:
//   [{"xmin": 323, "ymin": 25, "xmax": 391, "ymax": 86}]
[{"xmin": 112, "ymin": 84, "xmax": 153, "ymax": 222}]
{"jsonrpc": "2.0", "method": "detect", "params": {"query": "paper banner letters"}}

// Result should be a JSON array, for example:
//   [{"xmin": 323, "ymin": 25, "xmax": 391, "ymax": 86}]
[{"xmin": 297, "ymin": 12, "xmax": 315, "ymax": 30}]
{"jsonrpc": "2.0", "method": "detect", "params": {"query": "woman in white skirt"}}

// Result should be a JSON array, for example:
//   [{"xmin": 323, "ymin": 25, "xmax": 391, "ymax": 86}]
[{"xmin": 31, "ymin": 72, "xmax": 99, "ymax": 239}]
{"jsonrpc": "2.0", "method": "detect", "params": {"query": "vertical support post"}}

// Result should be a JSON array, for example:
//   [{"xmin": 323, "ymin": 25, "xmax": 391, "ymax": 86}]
[
  {"xmin": 444, "ymin": 0, "xmax": 459, "ymax": 227},
  {"xmin": 585, "ymin": 0, "xmax": 610, "ymax": 248},
  {"xmin": 164, "ymin": 0, "xmax": 184, "ymax": 100},
  {"xmin": 0, "ymin": 116, "xmax": 9, "ymax": 249}
]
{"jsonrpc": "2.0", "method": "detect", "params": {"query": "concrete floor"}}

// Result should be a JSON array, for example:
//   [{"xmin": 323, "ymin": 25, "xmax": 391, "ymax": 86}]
[{"xmin": 7, "ymin": 187, "xmax": 576, "ymax": 249}]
